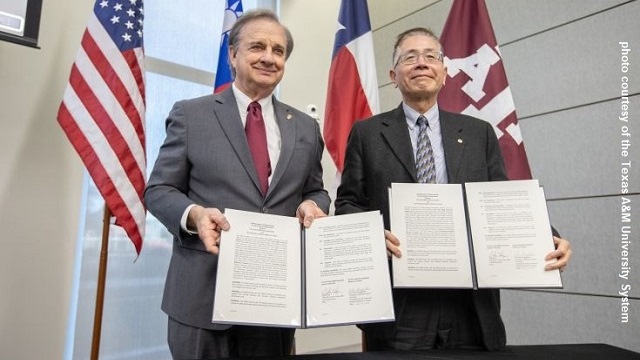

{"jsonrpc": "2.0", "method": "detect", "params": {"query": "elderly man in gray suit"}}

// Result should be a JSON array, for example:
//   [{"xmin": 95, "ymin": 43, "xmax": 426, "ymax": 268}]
[
  {"xmin": 335, "ymin": 27, "xmax": 572, "ymax": 351},
  {"xmin": 145, "ymin": 9, "xmax": 330, "ymax": 359}
]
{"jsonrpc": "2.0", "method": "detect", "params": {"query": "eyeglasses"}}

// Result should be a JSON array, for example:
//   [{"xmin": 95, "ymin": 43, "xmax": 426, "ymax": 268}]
[{"xmin": 394, "ymin": 50, "xmax": 443, "ymax": 67}]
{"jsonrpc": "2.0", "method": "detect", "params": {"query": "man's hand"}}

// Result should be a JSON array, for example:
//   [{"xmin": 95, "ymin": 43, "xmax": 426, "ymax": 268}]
[
  {"xmin": 385, "ymin": 230, "xmax": 402, "ymax": 258},
  {"xmin": 544, "ymin": 236, "xmax": 572, "ymax": 272},
  {"xmin": 188, "ymin": 205, "xmax": 230, "ymax": 255},
  {"xmin": 296, "ymin": 200, "xmax": 327, "ymax": 228}
]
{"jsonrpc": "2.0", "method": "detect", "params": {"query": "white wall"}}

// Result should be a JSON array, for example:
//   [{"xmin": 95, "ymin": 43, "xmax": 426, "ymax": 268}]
[
  {"xmin": 0, "ymin": 0, "xmax": 90, "ymax": 359},
  {"xmin": 280, "ymin": 0, "xmax": 341, "ymax": 206},
  {"xmin": 280, "ymin": 0, "xmax": 364, "ymax": 353}
]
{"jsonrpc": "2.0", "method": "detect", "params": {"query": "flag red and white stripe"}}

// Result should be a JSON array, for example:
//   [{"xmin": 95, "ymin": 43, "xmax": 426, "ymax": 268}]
[
  {"xmin": 324, "ymin": 0, "xmax": 378, "ymax": 174},
  {"xmin": 439, "ymin": 0, "xmax": 532, "ymax": 180},
  {"xmin": 57, "ymin": 0, "xmax": 146, "ymax": 254}
]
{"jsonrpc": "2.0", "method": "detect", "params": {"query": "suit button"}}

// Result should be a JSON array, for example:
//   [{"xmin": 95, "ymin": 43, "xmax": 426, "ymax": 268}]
[{"xmin": 262, "ymin": 207, "xmax": 269, "ymax": 213}]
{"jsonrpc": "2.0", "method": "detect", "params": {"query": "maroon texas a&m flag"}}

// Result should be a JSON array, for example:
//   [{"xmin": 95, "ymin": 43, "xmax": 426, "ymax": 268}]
[{"xmin": 438, "ymin": 0, "xmax": 532, "ymax": 180}]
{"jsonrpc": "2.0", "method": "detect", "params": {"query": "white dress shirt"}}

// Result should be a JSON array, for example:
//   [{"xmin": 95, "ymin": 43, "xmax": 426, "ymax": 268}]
[{"xmin": 180, "ymin": 84, "xmax": 283, "ymax": 233}]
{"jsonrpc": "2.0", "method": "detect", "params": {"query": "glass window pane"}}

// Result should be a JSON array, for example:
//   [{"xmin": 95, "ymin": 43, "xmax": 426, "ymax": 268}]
[
  {"xmin": 145, "ymin": 0, "xmax": 259, "ymax": 73},
  {"xmin": 146, "ymin": 72, "xmax": 213, "ymax": 168},
  {"xmin": 145, "ymin": 0, "xmax": 223, "ymax": 72},
  {"xmin": 71, "ymin": 179, "xmax": 173, "ymax": 360}
]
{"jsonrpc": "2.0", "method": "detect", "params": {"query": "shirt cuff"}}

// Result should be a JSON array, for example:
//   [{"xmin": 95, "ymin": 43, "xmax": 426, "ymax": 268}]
[{"xmin": 181, "ymin": 204, "xmax": 198, "ymax": 235}]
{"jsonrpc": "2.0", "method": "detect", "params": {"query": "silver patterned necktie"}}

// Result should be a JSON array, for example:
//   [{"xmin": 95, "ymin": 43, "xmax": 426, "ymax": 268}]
[{"xmin": 415, "ymin": 115, "xmax": 436, "ymax": 183}]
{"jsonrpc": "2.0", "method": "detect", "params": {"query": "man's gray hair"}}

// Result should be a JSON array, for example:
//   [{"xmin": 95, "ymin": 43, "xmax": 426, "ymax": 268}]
[
  {"xmin": 228, "ymin": 9, "xmax": 294, "ymax": 60},
  {"xmin": 391, "ymin": 27, "xmax": 443, "ymax": 66}
]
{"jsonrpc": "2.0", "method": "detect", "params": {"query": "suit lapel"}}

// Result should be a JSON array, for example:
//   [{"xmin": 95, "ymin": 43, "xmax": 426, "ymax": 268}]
[
  {"xmin": 440, "ymin": 110, "xmax": 466, "ymax": 183},
  {"xmin": 268, "ymin": 98, "xmax": 295, "ymax": 196},
  {"xmin": 380, "ymin": 105, "xmax": 417, "ymax": 182},
  {"xmin": 213, "ymin": 89, "xmax": 263, "ymax": 193}
]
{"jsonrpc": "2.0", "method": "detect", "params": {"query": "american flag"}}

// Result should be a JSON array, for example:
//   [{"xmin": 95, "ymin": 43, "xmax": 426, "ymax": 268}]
[
  {"xmin": 214, "ymin": 0, "xmax": 243, "ymax": 93},
  {"xmin": 438, "ymin": 0, "xmax": 532, "ymax": 180},
  {"xmin": 324, "ymin": 0, "xmax": 379, "ymax": 174},
  {"xmin": 57, "ymin": 0, "xmax": 146, "ymax": 254}
]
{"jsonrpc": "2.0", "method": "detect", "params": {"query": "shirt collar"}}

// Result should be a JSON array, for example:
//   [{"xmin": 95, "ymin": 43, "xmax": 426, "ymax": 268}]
[
  {"xmin": 232, "ymin": 83, "xmax": 274, "ymax": 115},
  {"xmin": 403, "ymin": 102, "xmax": 440, "ymax": 129}
]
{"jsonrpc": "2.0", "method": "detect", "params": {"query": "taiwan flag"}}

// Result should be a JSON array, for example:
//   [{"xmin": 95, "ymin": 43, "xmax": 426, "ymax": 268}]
[
  {"xmin": 324, "ymin": 0, "xmax": 379, "ymax": 174},
  {"xmin": 214, "ymin": 0, "xmax": 243, "ymax": 93},
  {"xmin": 438, "ymin": 0, "xmax": 532, "ymax": 179}
]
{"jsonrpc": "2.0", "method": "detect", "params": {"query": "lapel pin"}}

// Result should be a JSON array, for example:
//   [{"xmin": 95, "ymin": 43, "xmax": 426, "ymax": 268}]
[
  {"xmin": 458, "ymin": 138, "xmax": 463, "ymax": 143},
  {"xmin": 286, "ymin": 114, "xmax": 293, "ymax": 120}
]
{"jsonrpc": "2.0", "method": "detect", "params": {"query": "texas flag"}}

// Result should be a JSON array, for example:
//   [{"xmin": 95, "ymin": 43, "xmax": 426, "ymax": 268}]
[
  {"xmin": 214, "ymin": 0, "xmax": 243, "ymax": 93},
  {"xmin": 438, "ymin": 0, "xmax": 532, "ymax": 180},
  {"xmin": 324, "ymin": 0, "xmax": 379, "ymax": 174}
]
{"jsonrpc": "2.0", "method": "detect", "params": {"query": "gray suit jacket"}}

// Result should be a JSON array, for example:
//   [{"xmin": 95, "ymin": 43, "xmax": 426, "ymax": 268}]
[
  {"xmin": 145, "ymin": 88, "xmax": 330, "ymax": 330},
  {"xmin": 335, "ymin": 104, "xmax": 508, "ymax": 350}
]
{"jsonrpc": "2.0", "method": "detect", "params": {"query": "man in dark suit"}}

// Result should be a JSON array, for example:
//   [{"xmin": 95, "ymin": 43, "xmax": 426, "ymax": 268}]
[
  {"xmin": 335, "ymin": 27, "xmax": 571, "ymax": 351},
  {"xmin": 145, "ymin": 10, "xmax": 330, "ymax": 359}
]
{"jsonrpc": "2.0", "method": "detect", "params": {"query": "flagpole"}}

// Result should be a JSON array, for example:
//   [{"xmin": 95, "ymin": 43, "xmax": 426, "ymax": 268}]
[
  {"xmin": 58, "ymin": 0, "xmax": 146, "ymax": 354},
  {"xmin": 91, "ymin": 205, "xmax": 111, "ymax": 360}
]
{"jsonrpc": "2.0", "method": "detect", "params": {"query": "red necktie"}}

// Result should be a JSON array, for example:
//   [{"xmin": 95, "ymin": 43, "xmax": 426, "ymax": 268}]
[{"xmin": 245, "ymin": 101, "xmax": 271, "ymax": 195}]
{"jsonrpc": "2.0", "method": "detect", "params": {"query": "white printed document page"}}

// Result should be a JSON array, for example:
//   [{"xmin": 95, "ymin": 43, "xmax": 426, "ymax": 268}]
[
  {"xmin": 212, "ymin": 208, "xmax": 302, "ymax": 327},
  {"xmin": 390, "ymin": 183, "xmax": 474, "ymax": 288},
  {"xmin": 465, "ymin": 180, "xmax": 562, "ymax": 288},
  {"xmin": 304, "ymin": 211, "xmax": 395, "ymax": 327}
]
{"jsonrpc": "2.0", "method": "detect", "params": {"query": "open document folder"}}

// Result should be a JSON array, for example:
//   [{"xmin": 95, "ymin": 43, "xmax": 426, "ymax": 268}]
[
  {"xmin": 390, "ymin": 180, "xmax": 562, "ymax": 289},
  {"xmin": 212, "ymin": 209, "xmax": 395, "ymax": 328}
]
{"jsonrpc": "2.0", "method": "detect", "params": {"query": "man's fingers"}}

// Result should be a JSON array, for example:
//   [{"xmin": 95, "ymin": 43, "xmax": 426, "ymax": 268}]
[
  {"xmin": 545, "ymin": 249, "xmax": 563, "ymax": 261},
  {"xmin": 303, "ymin": 215, "xmax": 314, "ymax": 228},
  {"xmin": 196, "ymin": 207, "xmax": 228, "ymax": 255},
  {"xmin": 206, "ymin": 209, "xmax": 230, "ymax": 231},
  {"xmin": 545, "ymin": 260, "xmax": 567, "ymax": 272},
  {"xmin": 297, "ymin": 201, "xmax": 327, "ymax": 228},
  {"xmin": 386, "ymin": 239, "xmax": 402, "ymax": 258},
  {"xmin": 200, "ymin": 232, "xmax": 220, "ymax": 255},
  {"xmin": 384, "ymin": 230, "xmax": 400, "ymax": 246}
]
